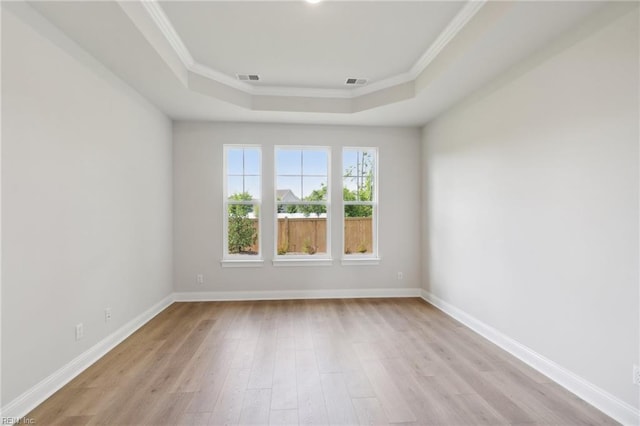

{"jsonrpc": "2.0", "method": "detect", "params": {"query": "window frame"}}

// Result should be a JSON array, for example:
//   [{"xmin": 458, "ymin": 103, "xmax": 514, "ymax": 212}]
[
  {"xmin": 222, "ymin": 145, "xmax": 264, "ymax": 267},
  {"xmin": 341, "ymin": 147, "xmax": 380, "ymax": 265},
  {"xmin": 273, "ymin": 145, "xmax": 332, "ymax": 266}
]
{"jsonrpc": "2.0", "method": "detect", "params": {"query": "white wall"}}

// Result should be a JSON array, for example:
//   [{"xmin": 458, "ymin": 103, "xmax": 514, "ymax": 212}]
[
  {"xmin": 173, "ymin": 122, "xmax": 421, "ymax": 294},
  {"xmin": 1, "ymin": 6, "xmax": 173, "ymax": 406},
  {"xmin": 422, "ymin": 6, "xmax": 639, "ymax": 414}
]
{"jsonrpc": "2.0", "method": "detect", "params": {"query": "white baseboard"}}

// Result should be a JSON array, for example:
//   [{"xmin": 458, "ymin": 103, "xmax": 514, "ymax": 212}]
[
  {"xmin": 420, "ymin": 290, "xmax": 640, "ymax": 426},
  {"xmin": 0, "ymin": 294, "xmax": 174, "ymax": 422},
  {"xmin": 173, "ymin": 287, "xmax": 421, "ymax": 302}
]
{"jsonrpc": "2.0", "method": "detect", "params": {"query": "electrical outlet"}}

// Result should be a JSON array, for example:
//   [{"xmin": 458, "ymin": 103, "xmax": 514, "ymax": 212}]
[
  {"xmin": 75, "ymin": 323, "xmax": 84, "ymax": 341},
  {"xmin": 105, "ymin": 308, "xmax": 112, "ymax": 322},
  {"xmin": 197, "ymin": 274, "xmax": 204, "ymax": 285},
  {"xmin": 397, "ymin": 272, "xmax": 403, "ymax": 280},
  {"xmin": 633, "ymin": 365, "xmax": 640, "ymax": 386}
]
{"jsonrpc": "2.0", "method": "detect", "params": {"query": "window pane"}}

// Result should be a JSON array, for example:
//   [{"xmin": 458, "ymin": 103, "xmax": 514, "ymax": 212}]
[
  {"xmin": 227, "ymin": 149, "xmax": 244, "ymax": 175},
  {"xmin": 344, "ymin": 206, "xmax": 373, "ymax": 255},
  {"xmin": 277, "ymin": 176, "xmax": 302, "ymax": 200},
  {"xmin": 342, "ymin": 149, "xmax": 376, "ymax": 202},
  {"xmin": 244, "ymin": 149, "xmax": 260, "ymax": 175},
  {"xmin": 343, "ymin": 177, "xmax": 357, "ymax": 201},
  {"xmin": 227, "ymin": 203, "xmax": 259, "ymax": 255},
  {"xmin": 244, "ymin": 175, "xmax": 261, "ymax": 200},
  {"xmin": 343, "ymin": 150, "xmax": 358, "ymax": 177},
  {"xmin": 302, "ymin": 177, "xmax": 327, "ymax": 200},
  {"xmin": 228, "ymin": 176, "xmax": 261, "ymax": 200},
  {"xmin": 277, "ymin": 149, "xmax": 301, "ymax": 175},
  {"xmin": 276, "ymin": 204, "xmax": 327, "ymax": 255},
  {"xmin": 227, "ymin": 176, "xmax": 244, "ymax": 197},
  {"xmin": 358, "ymin": 176, "xmax": 373, "ymax": 202},
  {"xmin": 303, "ymin": 150, "xmax": 328, "ymax": 176},
  {"xmin": 228, "ymin": 148, "xmax": 260, "ymax": 176},
  {"xmin": 225, "ymin": 146, "xmax": 261, "ymax": 257}
]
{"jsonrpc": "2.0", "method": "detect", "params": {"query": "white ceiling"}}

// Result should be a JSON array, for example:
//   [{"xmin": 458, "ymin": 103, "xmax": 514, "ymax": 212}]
[
  {"xmin": 25, "ymin": 0, "xmax": 607, "ymax": 127},
  {"xmin": 159, "ymin": 1, "xmax": 464, "ymax": 89}
]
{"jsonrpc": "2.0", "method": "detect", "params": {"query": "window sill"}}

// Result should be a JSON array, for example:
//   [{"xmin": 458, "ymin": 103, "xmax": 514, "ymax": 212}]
[
  {"xmin": 341, "ymin": 256, "xmax": 381, "ymax": 266},
  {"xmin": 272, "ymin": 258, "xmax": 333, "ymax": 267},
  {"xmin": 221, "ymin": 259, "xmax": 265, "ymax": 268}
]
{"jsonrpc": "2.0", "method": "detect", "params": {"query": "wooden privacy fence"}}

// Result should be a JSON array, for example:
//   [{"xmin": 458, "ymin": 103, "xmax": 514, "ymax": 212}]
[
  {"xmin": 278, "ymin": 217, "xmax": 327, "ymax": 253},
  {"xmin": 343, "ymin": 217, "xmax": 373, "ymax": 254},
  {"xmin": 247, "ymin": 217, "xmax": 372, "ymax": 254}
]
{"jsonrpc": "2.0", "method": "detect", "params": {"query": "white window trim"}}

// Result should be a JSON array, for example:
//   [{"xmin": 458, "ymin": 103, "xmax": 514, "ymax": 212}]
[
  {"xmin": 222, "ymin": 145, "xmax": 263, "ymax": 263},
  {"xmin": 221, "ymin": 259, "xmax": 265, "ymax": 268},
  {"xmin": 274, "ymin": 146, "xmax": 332, "ymax": 264},
  {"xmin": 341, "ymin": 257, "xmax": 381, "ymax": 266},
  {"xmin": 341, "ymin": 147, "xmax": 379, "ymax": 264},
  {"xmin": 273, "ymin": 258, "xmax": 333, "ymax": 267}
]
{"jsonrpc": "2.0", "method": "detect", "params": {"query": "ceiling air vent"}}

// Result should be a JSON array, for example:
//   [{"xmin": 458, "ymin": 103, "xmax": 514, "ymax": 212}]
[
  {"xmin": 237, "ymin": 74, "xmax": 260, "ymax": 81},
  {"xmin": 345, "ymin": 78, "xmax": 367, "ymax": 85}
]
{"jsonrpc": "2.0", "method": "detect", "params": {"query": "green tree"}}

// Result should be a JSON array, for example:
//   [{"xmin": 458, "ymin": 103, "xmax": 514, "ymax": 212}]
[
  {"xmin": 277, "ymin": 203, "xmax": 299, "ymax": 214},
  {"xmin": 228, "ymin": 192, "xmax": 257, "ymax": 254},
  {"xmin": 299, "ymin": 184, "xmax": 327, "ymax": 217}
]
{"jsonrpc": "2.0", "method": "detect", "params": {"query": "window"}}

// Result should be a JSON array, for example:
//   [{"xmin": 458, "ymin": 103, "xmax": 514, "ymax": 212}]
[
  {"xmin": 343, "ymin": 148, "xmax": 378, "ymax": 261},
  {"xmin": 275, "ymin": 147, "xmax": 330, "ymax": 262},
  {"xmin": 223, "ymin": 146, "xmax": 261, "ymax": 264}
]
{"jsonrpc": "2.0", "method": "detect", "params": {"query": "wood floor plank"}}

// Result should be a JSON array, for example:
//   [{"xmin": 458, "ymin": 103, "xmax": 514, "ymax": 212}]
[
  {"xmin": 450, "ymin": 393, "xmax": 511, "ymax": 425},
  {"xmin": 269, "ymin": 409, "xmax": 299, "ymax": 425},
  {"xmin": 360, "ymin": 359, "xmax": 417, "ymax": 423},
  {"xmin": 444, "ymin": 359, "xmax": 534, "ymax": 424},
  {"xmin": 343, "ymin": 368, "xmax": 376, "ymax": 399},
  {"xmin": 58, "ymin": 386, "xmax": 119, "ymax": 417},
  {"xmin": 24, "ymin": 299, "xmax": 618, "ymax": 426},
  {"xmin": 209, "ymin": 368, "xmax": 251, "ymax": 425},
  {"xmin": 143, "ymin": 391, "xmax": 194, "ymax": 425},
  {"xmin": 271, "ymin": 345, "xmax": 298, "ymax": 411},
  {"xmin": 238, "ymin": 388, "xmax": 272, "ymax": 425},
  {"xmin": 384, "ymin": 364, "xmax": 461, "ymax": 425},
  {"xmin": 319, "ymin": 373, "xmax": 359, "ymax": 425},
  {"xmin": 247, "ymin": 339, "xmax": 276, "ymax": 389},
  {"xmin": 295, "ymin": 349, "xmax": 330, "ymax": 425},
  {"xmin": 179, "ymin": 411, "xmax": 212, "ymax": 426},
  {"xmin": 352, "ymin": 397, "xmax": 390, "ymax": 426}
]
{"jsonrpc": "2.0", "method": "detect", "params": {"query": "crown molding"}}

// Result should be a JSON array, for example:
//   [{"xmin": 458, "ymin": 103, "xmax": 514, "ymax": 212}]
[
  {"xmin": 189, "ymin": 62, "xmax": 254, "ymax": 93},
  {"xmin": 137, "ymin": 0, "xmax": 486, "ymax": 104},
  {"xmin": 409, "ymin": 0, "xmax": 486, "ymax": 77},
  {"xmin": 140, "ymin": 0, "xmax": 194, "ymax": 67},
  {"xmin": 353, "ymin": 0, "xmax": 486, "ymax": 98},
  {"xmin": 351, "ymin": 71, "xmax": 414, "ymax": 97}
]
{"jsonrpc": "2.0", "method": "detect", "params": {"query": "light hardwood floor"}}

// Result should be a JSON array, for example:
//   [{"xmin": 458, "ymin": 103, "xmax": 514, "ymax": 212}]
[{"xmin": 27, "ymin": 298, "xmax": 617, "ymax": 425}]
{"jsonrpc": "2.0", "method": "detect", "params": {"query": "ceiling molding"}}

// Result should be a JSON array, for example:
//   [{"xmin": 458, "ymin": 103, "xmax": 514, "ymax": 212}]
[
  {"xmin": 409, "ymin": 0, "xmax": 486, "ymax": 77},
  {"xmin": 189, "ymin": 62, "xmax": 254, "ymax": 93},
  {"xmin": 350, "ymin": 71, "xmax": 414, "ymax": 97},
  {"xmin": 136, "ymin": 0, "xmax": 486, "ymax": 107},
  {"xmin": 352, "ymin": 0, "xmax": 486, "ymax": 98},
  {"xmin": 140, "ymin": 0, "xmax": 193, "ymax": 67}
]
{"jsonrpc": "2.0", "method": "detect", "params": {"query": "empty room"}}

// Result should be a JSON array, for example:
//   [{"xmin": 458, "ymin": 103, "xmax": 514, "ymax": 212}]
[{"xmin": 1, "ymin": 0, "xmax": 638, "ymax": 425}]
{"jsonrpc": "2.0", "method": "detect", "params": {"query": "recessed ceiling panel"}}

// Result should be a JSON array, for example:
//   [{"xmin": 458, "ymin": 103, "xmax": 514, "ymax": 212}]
[
  {"xmin": 159, "ymin": 1, "xmax": 465, "ymax": 89},
  {"xmin": 21, "ymin": 0, "xmax": 617, "ymax": 125}
]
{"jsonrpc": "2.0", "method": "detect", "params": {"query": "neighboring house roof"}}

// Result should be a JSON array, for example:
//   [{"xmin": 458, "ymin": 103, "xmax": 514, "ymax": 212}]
[{"xmin": 276, "ymin": 189, "xmax": 300, "ymax": 202}]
